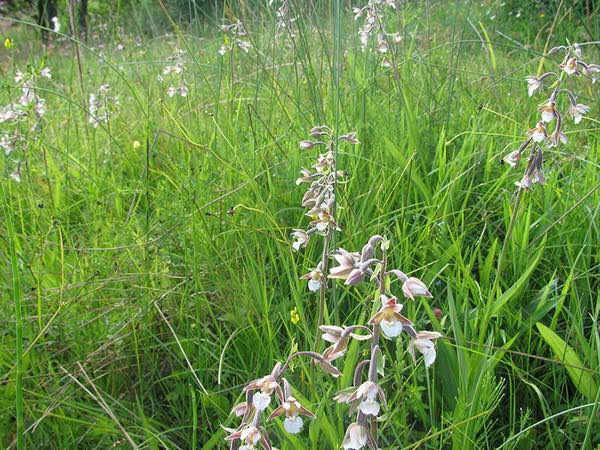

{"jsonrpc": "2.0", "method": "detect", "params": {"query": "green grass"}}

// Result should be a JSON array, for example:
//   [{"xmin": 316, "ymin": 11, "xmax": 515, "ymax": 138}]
[{"xmin": 0, "ymin": 1, "xmax": 598, "ymax": 448}]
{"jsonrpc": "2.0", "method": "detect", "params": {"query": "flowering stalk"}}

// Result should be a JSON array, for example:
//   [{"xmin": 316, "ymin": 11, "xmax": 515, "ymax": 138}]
[
  {"xmin": 218, "ymin": 20, "xmax": 252, "ymax": 56},
  {"xmin": 502, "ymin": 42, "xmax": 598, "ymax": 189},
  {"xmin": 353, "ymin": 0, "xmax": 402, "ymax": 69},
  {"xmin": 157, "ymin": 48, "xmax": 189, "ymax": 98},
  {"xmin": 1, "ymin": 66, "xmax": 52, "ymax": 182},
  {"xmin": 292, "ymin": 126, "xmax": 360, "ymax": 346},
  {"xmin": 493, "ymin": 42, "xmax": 598, "ymax": 305},
  {"xmin": 88, "ymin": 84, "xmax": 120, "ymax": 128},
  {"xmin": 269, "ymin": 0, "xmax": 298, "ymax": 40}
]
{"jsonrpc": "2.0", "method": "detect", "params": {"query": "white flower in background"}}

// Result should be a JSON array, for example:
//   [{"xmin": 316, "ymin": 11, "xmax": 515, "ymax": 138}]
[
  {"xmin": 34, "ymin": 97, "xmax": 46, "ymax": 116},
  {"xmin": 568, "ymin": 103, "xmax": 589, "ymax": 124},
  {"xmin": 88, "ymin": 84, "xmax": 119, "ymax": 128},
  {"xmin": 160, "ymin": 49, "xmax": 188, "ymax": 97},
  {"xmin": 51, "ymin": 16, "xmax": 60, "ymax": 33},
  {"xmin": 237, "ymin": 39, "xmax": 252, "ymax": 53},
  {"xmin": 219, "ymin": 20, "xmax": 252, "ymax": 55},
  {"xmin": 40, "ymin": 67, "xmax": 52, "ymax": 79},
  {"xmin": 408, "ymin": 331, "xmax": 442, "ymax": 367},
  {"xmin": 0, "ymin": 134, "xmax": 18, "ymax": 155},
  {"xmin": 291, "ymin": 228, "xmax": 309, "ymax": 250},
  {"xmin": 0, "ymin": 105, "xmax": 25, "ymax": 123},
  {"xmin": 525, "ymin": 76, "xmax": 541, "ymax": 96},
  {"xmin": 10, "ymin": 166, "xmax": 21, "ymax": 183},
  {"xmin": 377, "ymin": 34, "xmax": 388, "ymax": 53},
  {"xmin": 14, "ymin": 70, "xmax": 25, "ymax": 83}
]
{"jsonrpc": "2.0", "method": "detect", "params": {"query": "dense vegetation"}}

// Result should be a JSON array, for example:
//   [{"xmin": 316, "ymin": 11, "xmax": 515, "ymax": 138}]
[{"xmin": 0, "ymin": 1, "xmax": 598, "ymax": 448}]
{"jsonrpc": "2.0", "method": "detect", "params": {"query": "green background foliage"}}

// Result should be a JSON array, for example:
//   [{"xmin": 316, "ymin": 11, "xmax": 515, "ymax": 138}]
[{"xmin": 0, "ymin": 0, "xmax": 598, "ymax": 448}]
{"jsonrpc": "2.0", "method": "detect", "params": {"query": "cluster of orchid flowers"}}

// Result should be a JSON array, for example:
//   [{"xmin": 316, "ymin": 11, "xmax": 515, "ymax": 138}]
[
  {"xmin": 224, "ymin": 353, "xmax": 340, "ymax": 450},
  {"xmin": 1, "ymin": 66, "xmax": 52, "ymax": 182},
  {"xmin": 88, "ymin": 84, "xmax": 120, "ymax": 128},
  {"xmin": 157, "ymin": 48, "xmax": 189, "ymax": 98},
  {"xmin": 0, "ymin": 67, "xmax": 51, "ymax": 124},
  {"xmin": 269, "ymin": 0, "xmax": 297, "ymax": 40},
  {"xmin": 503, "ymin": 42, "xmax": 598, "ymax": 189},
  {"xmin": 219, "ymin": 20, "xmax": 252, "ymax": 56},
  {"xmin": 322, "ymin": 235, "xmax": 441, "ymax": 449},
  {"xmin": 353, "ymin": 0, "xmax": 402, "ymax": 67}
]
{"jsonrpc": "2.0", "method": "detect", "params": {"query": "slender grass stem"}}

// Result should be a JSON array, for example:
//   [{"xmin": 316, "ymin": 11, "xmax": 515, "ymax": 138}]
[
  {"xmin": 315, "ymin": 230, "xmax": 332, "ymax": 349},
  {"xmin": 2, "ymin": 184, "xmax": 24, "ymax": 450}
]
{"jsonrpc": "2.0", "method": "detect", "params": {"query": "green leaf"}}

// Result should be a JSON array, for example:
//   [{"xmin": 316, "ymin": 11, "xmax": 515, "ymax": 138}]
[
  {"xmin": 375, "ymin": 347, "xmax": 385, "ymax": 377},
  {"xmin": 536, "ymin": 322, "xmax": 598, "ymax": 402},
  {"xmin": 489, "ymin": 241, "xmax": 545, "ymax": 318}
]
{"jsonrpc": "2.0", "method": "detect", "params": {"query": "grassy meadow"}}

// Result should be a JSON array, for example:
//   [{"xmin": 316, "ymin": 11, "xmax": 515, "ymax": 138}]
[{"xmin": 0, "ymin": 1, "xmax": 599, "ymax": 448}]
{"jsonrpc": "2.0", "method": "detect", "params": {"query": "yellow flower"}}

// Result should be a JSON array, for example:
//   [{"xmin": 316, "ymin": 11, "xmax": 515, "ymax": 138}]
[
  {"xmin": 4, "ymin": 38, "xmax": 13, "ymax": 49},
  {"xmin": 133, "ymin": 140, "xmax": 141, "ymax": 149},
  {"xmin": 290, "ymin": 307, "xmax": 300, "ymax": 325}
]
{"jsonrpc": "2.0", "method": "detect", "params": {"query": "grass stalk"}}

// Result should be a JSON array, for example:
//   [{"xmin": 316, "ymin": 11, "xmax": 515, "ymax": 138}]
[{"xmin": 2, "ymin": 184, "xmax": 24, "ymax": 450}]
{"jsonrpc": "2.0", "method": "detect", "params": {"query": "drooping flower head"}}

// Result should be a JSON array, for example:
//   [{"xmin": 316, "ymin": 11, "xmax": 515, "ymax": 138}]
[
  {"xmin": 342, "ymin": 422, "xmax": 368, "ymax": 449},
  {"xmin": 408, "ymin": 331, "xmax": 443, "ymax": 367}
]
